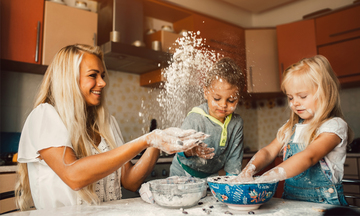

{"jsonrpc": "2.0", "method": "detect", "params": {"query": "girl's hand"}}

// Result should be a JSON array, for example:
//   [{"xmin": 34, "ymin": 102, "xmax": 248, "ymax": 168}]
[
  {"xmin": 254, "ymin": 167, "xmax": 287, "ymax": 183},
  {"xmin": 184, "ymin": 143, "xmax": 215, "ymax": 159},
  {"xmin": 233, "ymin": 163, "xmax": 256, "ymax": 183},
  {"xmin": 145, "ymin": 129, "xmax": 209, "ymax": 154}
]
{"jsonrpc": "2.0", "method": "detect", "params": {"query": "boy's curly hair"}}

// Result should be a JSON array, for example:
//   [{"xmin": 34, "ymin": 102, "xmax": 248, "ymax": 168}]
[{"xmin": 205, "ymin": 57, "xmax": 245, "ymax": 92}]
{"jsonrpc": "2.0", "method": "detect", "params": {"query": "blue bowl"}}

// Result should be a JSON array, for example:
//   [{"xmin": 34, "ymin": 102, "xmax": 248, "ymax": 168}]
[{"xmin": 207, "ymin": 176, "xmax": 279, "ymax": 210}]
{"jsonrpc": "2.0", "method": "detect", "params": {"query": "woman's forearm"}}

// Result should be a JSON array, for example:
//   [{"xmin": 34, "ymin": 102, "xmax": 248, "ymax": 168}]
[
  {"xmin": 40, "ymin": 138, "xmax": 149, "ymax": 190},
  {"xmin": 121, "ymin": 147, "xmax": 160, "ymax": 191}
]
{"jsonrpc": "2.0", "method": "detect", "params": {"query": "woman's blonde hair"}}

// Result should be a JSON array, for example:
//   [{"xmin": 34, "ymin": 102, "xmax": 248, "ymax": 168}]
[
  {"xmin": 276, "ymin": 55, "xmax": 353, "ymax": 149},
  {"xmin": 15, "ymin": 44, "xmax": 117, "ymax": 210}
]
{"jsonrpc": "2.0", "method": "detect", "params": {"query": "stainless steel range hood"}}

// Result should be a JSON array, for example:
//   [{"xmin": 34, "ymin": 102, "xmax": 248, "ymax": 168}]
[{"xmin": 97, "ymin": 0, "xmax": 170, "ymax": 74}]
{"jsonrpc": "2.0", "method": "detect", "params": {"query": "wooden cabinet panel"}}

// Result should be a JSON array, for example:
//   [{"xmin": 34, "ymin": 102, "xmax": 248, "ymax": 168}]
[
  {"xmin": 192, "ymin": 14, "xmax": 246, "ymax": 72},
  {"xmin": 0, "ymin": 173, "xmax": 17, "ymax": 193},
  {"xmin": 42, "ymin": 1, "xmax": 98, "ymax": 65},
  {"xmin": 1, "ymin": 0, "xmax": 44, "ymax": 64},
  {"xmin": 344, "ymin": 157, "xmax": 359, "ymax": 178},
  {"xmin": 315, "ymin": 5, "xmax": 360, "ymax": 46},
  {"xmin": 318, "ymin": 38, "xmax": 360, "ymax": 86},
  {"xmin": 245, "ymin": 29, "xmax": 280, "ymax": 93},
  {"xmin": 276, "ymin": 19, "xmax": 317, "ymax": 77},
  {"xmin": 0, "ymin": 197, "xmax": 17, "ymax": 214}
]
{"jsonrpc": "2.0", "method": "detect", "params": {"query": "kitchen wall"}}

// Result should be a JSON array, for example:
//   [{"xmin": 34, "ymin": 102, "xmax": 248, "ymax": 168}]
[{"xmin": 0, "ymin": 70, "xmax": 156, "ymax": 143}]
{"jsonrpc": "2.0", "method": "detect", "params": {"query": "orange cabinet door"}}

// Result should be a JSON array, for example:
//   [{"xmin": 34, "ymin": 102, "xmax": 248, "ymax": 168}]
[
  {"xmin": 1, "ymin": 0, "xmax": 44, "ymax": 64},
  {"xmin": 315, "ymin": 5, "xmax": 360, "ymax": 46},
  {"xmin": 318, "ymin": 38, "xmax": 360, "ymax": 87},
  {"xmin": 192, "ymin": 14, "xmax": 246, "ymax": 71},
  {"xmin": 276, "ymin": 19, "xmax": 317, "ymax": 78}
]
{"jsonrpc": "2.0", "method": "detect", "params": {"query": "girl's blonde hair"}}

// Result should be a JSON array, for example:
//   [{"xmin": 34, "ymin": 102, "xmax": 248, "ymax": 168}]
[
  {"xmin": 15, "ymin": 44, "xmax": 117, "ymax": 210},
  {"xmin": 277, "ymin": 55, "xmax": 353, "ymax": 148}
]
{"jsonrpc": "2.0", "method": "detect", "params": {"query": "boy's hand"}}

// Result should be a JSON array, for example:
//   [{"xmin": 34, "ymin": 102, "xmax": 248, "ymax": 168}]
[{"xmin": 184, "ymin": 143, "xmax": 215, "ymax": 159}]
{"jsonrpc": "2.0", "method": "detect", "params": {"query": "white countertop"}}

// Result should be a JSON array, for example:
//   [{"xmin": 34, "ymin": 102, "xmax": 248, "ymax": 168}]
[{"xmin": 5, "ymin": 194, "xmax": 356, "ymax": 216}]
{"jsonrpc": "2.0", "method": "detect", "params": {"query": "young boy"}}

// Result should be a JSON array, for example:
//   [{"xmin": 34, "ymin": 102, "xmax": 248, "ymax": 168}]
[{"xmin": 170, "ymin": 57, "xmax": 245, "ymax": 178}]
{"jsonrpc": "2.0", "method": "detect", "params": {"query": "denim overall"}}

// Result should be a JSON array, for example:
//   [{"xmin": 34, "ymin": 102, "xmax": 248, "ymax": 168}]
[{"xmin": 282, "ymin": 126, "xmax": 348, "ymax": 206}]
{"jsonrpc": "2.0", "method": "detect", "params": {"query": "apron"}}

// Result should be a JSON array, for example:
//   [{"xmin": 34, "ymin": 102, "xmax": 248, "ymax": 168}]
[{"xmin": 282, "ymin": 124, "xmax": 348, "ymax": 206}]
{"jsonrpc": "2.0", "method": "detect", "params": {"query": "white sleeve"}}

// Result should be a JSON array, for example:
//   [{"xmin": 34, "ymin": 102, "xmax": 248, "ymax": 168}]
[
  {"xmin": 317, "ymin": 117, "xmax": 348, "ymax": 148},
  {"xmin": 110, "ymin": 115, "xmax": 125, "ymax": 147},
  {"xmin": 17, "ymin": 103, "xmax": 73, "ymax": 163}
]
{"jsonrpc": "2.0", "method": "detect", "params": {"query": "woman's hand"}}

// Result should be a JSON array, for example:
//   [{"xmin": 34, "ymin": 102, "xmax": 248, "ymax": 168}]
[
  {"xmin": 184, "ymin": 143, "xmax": 215, "ymax": 159},
  {"xmin": 145, "ymin": 128, "xmax": 209, "ymax": 154}
]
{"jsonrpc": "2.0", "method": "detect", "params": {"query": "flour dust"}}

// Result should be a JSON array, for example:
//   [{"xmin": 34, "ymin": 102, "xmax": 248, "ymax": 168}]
[{"xmin": 140, "ymin": 31, "xmax": 223, "ymax": 131}]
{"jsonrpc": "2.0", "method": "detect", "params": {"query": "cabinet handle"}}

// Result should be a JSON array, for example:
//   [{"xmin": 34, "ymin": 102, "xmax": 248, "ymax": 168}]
[
  {"xmin": 249, "ymin": 66, "xmax": 253, "ymax": 92},
  {"xmin": 344, "ymin": 164, "xmax": 349, "ymax": 167},
  {"xmin": 329, "ymin": 27, "xmax": 360, "ymax": 38},
  {"xmin": 35, "ymin": 21, "xmax": 41, "ymax": 63},
  {"xmin": 93, "ymin": 33, "xmax": 97, "ymax": 47}
]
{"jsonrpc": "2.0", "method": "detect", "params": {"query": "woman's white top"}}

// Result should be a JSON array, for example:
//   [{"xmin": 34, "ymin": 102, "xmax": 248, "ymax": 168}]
[
  {"xmin": 18, "ymin": 103, "xmax": 125, "ymax": 209},
  {"xmin": 293, "ymin": 117, "xmax": 348, "ymax": 183}
]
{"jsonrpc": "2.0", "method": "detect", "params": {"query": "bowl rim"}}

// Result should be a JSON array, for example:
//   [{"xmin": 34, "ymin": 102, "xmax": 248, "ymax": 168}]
[{"xmin": 207, "ymin": 176, "xmax": 279, "ymax": 185}]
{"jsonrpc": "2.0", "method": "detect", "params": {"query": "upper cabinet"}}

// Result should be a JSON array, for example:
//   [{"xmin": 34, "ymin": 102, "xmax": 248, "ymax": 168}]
[
  {"xmin": 315, "ymin": 4, "xmax": 360, "ymax": 87},
  {"xmin": 276, "ymin": 3, "xmax": 360, "ymax": 87},
  {"xmin": 276, "ymin": 19, "xmax": 317, "ymax": 77},
  {"xmin": 42, "ymin": 1, "xmax": 97, "ymax": 65},
  {"xmin": 1, "ymin": 0, "xmax": 44, "ymax": 64},
  {"xmin": 245, "ymin": 29, "xmax": 280, "ymax": 93},
  {"xmin": 141, "ymin": 0, "xmax": 246, "ymax": 90},
  {"xmin": 1, "ymin": 0, "xmax": 97, "ymax": 72}
]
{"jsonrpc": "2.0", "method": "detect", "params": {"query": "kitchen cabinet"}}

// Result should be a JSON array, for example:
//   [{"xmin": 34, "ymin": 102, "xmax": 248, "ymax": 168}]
[
  {"xmin": 318, "ymin": 38, "xmax": 360, "ymax": 86},
  {"xmin": 276, "ymin": 4, "xmax": 360, "ymax": 88},
  {"xmin": 276, "ymin": 19, "xmax": 317, "ymax": 78},
  {"xmin": 1, "ymin": 0, "xmax": 44, "ymax": 64},
  {"xmin": 141, "ymin": 0, "xmax": 246, "ymax": 90},
  {"xmin": 0, "ymin": 172, "xmax": 18, "ymax": 214},
  {"xmin": 315, "ymin": 4, "xmax": 360, "ymax": 88},
  {"xmin": 42, "ymin": 1, "xmax": 97, "ymax": 65},
  {"xmin": 1, "ymin": 0, "xmax": 97, "ymax": 73},
  {"xmin": 342, "ymin": 155, "xmax": 360, "ymax": 206},
  {"xmin": 173, "ymin": 13, "xmax": 246, "ymax": 82},
  {"xmin": 139, "ymin": 69, "xmax": 164, "ymax": 87},
  {"xmin": 315, "ymin": 4, "xmax": 360, "ymax": 46},
  {"xmin": 245, "ymin": 29, "xmax": 280, "ymax": 93}
]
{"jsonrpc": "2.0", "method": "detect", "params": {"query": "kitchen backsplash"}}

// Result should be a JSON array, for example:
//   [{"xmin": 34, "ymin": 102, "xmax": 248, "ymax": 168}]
[{"xmin": 1, "ymin": 71, "xmax": 359, "ymax": 150}]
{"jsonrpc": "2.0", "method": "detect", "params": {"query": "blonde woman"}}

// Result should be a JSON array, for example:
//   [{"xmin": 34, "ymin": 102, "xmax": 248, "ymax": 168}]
[
  {"xmin": 15, "ymin": 44, "xmax": 206, "ymax": 210},
  {"xmin": 236, "ymin": 55, "xmax": 353, "ymax": 206}
]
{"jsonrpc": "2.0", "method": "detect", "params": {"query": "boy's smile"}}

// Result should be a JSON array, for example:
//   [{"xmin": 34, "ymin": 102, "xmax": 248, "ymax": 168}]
[{"xmin": 204, "ymin": 79, "xmax": 239, "ymax": 123}]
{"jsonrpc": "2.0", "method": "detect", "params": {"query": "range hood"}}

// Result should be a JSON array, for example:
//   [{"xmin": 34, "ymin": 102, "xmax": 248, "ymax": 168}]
[{"xmin": 97, "ymin": 0, "xmax": 170, "ymax": 74}]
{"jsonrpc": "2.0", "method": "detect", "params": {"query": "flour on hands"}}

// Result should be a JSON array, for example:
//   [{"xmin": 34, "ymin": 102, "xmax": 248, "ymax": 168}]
[{"xmin": 145, "ymin": 128, "xmax": 209, "ymax": 154}]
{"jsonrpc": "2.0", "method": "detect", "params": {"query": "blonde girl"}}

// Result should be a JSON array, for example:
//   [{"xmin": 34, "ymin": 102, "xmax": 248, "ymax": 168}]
[
  {"xmin": 15, "ymin": 44, "xmax": 206, "ymax": 210},
  {"xmin": 236, "ymin": 55, "xmax": 353, "ymax": 205}
]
